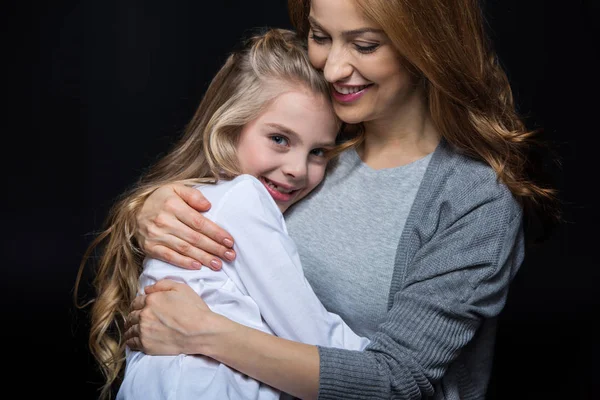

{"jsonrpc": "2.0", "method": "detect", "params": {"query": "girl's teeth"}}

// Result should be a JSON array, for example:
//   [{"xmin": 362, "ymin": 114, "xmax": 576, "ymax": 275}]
[{"xmin": 266, "ymin": 180, "xmax": 293, "ymax": 194}]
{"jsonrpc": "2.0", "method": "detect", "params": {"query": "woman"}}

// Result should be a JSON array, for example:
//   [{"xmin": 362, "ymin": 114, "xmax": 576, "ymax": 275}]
[{"xmin": 125, "ymin": 0, "xmax": 558, "ymax": 398}]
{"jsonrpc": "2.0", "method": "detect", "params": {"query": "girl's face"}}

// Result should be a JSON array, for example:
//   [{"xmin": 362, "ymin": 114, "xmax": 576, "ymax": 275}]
[
  {"xmin": 307, "ymin": 0, "xmax": 419, "ymax": 125},
  {"xmin": 236, "ymin": 89, "xmax": 338, "ymax": 212}
]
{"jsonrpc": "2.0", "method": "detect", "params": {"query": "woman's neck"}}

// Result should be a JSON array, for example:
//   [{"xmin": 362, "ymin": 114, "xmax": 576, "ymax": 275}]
[{"xmin": 359, "ymin": 103, "xmax": 440, "ymax": 170}]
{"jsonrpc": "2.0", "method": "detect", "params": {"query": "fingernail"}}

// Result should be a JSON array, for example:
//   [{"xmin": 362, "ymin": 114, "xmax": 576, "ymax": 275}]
[
  {"xmin": 224, "ymin": 250, "xmax": 235, "ymax": 261},
  {"xmin": 210, "ymin": 259, "xmax": 221, "ymax": 270},
  {"xmin": 192, "ymin": 261, "xmax": 202, "ymax": 270},
  {"xmin": 223, "ymin": 238, "xmax": 234, "ymax": 247}
]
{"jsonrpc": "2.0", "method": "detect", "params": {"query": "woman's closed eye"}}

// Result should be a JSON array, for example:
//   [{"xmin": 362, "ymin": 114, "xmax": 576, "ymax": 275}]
[
  {"xmin": 354, "ymin": 42, "xmax": 379, "ymax": 54},
  {"xmin": 309, "ymin": 30, "xmax": 329, "ymax": 45}
]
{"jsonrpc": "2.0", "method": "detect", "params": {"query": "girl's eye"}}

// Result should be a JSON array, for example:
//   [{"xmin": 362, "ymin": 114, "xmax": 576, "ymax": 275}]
[
  {"xmin": 354, "ymin": 43, "xmax": 379, "ymax": 54},
  {"xmin": 310, "ymin": 148, "xmax": 326, "ymax": 157},
  {"xmin": 270, "ymin": 135, "xmax": 289, "ymax": 146}
]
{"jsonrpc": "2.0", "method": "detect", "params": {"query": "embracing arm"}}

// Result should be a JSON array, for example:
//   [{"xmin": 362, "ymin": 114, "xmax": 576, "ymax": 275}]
[
  {"xmin": 203, "ymin": 310, "xmax": 321, "ymax": 400},
  {"xmin": 313, "ymin": 185, "xmax": 525, "ymax": 399},
  {"xmin": 129, "ymin": 188, "xmax": 523, "ymax": 400},
  {"xmin": 135, "ymin": 182, "xmax": 236, "ymax": 270},
  {"xmin": 214, "ymin": 177, "xmax": 369, "ymax": 350},
  {"xmin": 219, "ymin": 182, "xmax": 523, "ymax": 399},
  {"xmin": 130, "ymin": 176, "xmax": 524, "ymax": 399},
  {"xmin": 126, "ymin": 177, "xmax": 367, "ymax": 398},
  {"xmin": 127, "ymin": 279, "xmax": 321, "ymax": 399}
]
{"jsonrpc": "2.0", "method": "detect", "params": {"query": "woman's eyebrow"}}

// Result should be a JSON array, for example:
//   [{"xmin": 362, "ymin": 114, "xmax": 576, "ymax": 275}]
[{"xmin": 308, "ymin": 16, "xmax": 383, "ymax": 37}]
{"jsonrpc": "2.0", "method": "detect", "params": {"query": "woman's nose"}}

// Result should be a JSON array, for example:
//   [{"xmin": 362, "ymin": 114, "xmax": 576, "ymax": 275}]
[{"xmin": 323, "ymin": 44, "xmax": 353, "ymax": 83}]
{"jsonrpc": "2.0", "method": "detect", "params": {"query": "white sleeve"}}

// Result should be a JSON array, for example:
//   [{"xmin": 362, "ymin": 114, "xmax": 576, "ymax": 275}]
[{"xmin": 213, "ymin": 178, "xmax": 370, "ymax": 351}]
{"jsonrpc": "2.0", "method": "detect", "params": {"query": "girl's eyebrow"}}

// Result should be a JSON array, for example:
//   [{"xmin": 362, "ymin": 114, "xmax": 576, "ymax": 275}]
[
  {"xmin": 266, "ymin": 122, "xmax": 299, "ymax": 139},
  {"xmin": 308, "ymin": 16, "xmax": 384, "ymax": 37}
]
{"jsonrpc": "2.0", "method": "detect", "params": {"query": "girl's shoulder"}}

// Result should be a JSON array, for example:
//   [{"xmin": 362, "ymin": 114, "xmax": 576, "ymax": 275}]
[{"xmin": 197, "ymin": 174, "xmax": 283, "ymax": 221}]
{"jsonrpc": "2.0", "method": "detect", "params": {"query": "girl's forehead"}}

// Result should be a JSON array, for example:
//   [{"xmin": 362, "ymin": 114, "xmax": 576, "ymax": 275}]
[{"xmin": 252, "ymin": 91, "xmax": 338, "ymax": 141}]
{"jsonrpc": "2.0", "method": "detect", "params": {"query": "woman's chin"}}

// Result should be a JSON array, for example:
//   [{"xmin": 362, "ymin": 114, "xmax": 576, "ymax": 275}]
[{"xmin": 333, "ymin": 106, "xmax": 371, "ymax": 126}]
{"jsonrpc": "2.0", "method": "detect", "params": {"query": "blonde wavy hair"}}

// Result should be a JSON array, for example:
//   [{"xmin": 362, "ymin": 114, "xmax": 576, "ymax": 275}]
[
  {"xmin": 74, "ymin": 28, "xmax": 359, "ymax": 400},
  {"xmin": 289, "ymin": 0, "xmax": 559, "ymax": 224}
]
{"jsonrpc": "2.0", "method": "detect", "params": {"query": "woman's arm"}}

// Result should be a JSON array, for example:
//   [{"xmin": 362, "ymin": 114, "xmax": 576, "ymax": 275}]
[
  {"xmin": 136, "ymin": 182, "xmax": 237, "ymax": 270},
  {"xmin": 125, "ymin": 279, "xmax": 320, "ymax": 400},
  {"xmin": 213, "ymin": 177, "xmax": 369, "ymax": 350},
  {"xmin": 126, "ymin": 177, "xmax": 368, "ymax": 397},
  {"xmin": 207, "ymin": 311, "xmax": 321, "ymax": 400},
  {"xmin": 311, "ymin": 187, "xmax": 526, "ymax": 399},
  {"xmin": 127, "ymin": 183, "xmax": 525, "ymax": 399}
]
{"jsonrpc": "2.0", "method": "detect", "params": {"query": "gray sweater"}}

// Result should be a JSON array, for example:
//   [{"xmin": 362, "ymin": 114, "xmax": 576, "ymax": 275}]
[{"xmin": 287, "ymin": 139, "xmax": 524, "ymax": 399}]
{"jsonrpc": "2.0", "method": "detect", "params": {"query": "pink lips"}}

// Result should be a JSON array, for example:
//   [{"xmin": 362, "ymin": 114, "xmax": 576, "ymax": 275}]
[
  {"xmin": 260, "ymin": 177, "xmax": 298, "ymax": 203},
  {"xmin": 331, "ymin": 85, "xmax": 371, "ymax": 103}
]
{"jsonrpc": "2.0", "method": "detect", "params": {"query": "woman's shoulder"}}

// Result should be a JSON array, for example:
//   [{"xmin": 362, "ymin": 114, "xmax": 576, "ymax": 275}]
[
  {"xmin": 424, "ymin": 141, "xmax": 522, "ymax": 218},
  {"xmin": 433, "ymin": 140, "xmax": 498, "ymax": 180}
]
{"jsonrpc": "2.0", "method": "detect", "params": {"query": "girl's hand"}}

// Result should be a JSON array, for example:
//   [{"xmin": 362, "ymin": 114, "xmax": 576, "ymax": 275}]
[
  {"xmin": 136, "ymin": 182, "xmax": 236, "ymax": 270},
  {"xmin": 124, "ymin": 279, "xmax": 216, "ymax": 355}
]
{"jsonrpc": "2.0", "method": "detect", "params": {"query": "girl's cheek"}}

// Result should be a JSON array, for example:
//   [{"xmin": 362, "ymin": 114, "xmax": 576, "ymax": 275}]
[{"xmin": 310, "ymin": 166, "xmax": 327, "ymax": 187}]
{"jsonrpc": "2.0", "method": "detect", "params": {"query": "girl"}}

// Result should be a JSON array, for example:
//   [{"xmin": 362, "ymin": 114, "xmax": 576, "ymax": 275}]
[
  {"xmin": 127, "ymin": 0, "xmax": 560, "ymax": 399},
  {"xmin": 76, "ymin": 28, "xmax": 367, "ymax": 400}
]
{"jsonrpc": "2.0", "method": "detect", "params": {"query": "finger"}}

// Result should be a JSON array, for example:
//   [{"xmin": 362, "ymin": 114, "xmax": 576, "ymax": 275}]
[
  {"xmin": 171, "ymin": 198, "xmax": 235, "ymax": 251},
  {"xmin": 124, "ymin": 323, "xmax": 139, "ymax": 342},
  {"xmin": 155, "ymin": 213, "xmax": 235, "ymax": 267},
  {"xmin": 175, "ymin": 184, "xmax": 212, "ymax": 212},
  {"xmin": 125, "ymin": 337, "xmax": 141, "ymax": 351},
  {"xmin": 184, "ymin": 232, "xmax": 236, "ymax": 268},
  {"xmin": 126, "ymin": 310, "xmax": 140, "ymax": 329},
  {"xmin": 145, "ymin": 279, "xmax": 185, "ymax": 294},
  {"xmin": 131, "ymin": 294, "xmax": 147, "ymax": 311},
  {"xmin": 151, "ymin": 212, "xmax": 204, "ymax": 250},
  {"xmin": 154, "ymin": 232, "xmax": 232, "ymax": 270},
  {"xmin": 152, "ymin": 243, "xmax": 214, "ymax": 271},
  {"xmin": 168, "ymin": 235, "xmax": 234, "ymax": 271},
  {"xmin": 125, "ymin": 331, "xmax": 142, "ymax": 351}
]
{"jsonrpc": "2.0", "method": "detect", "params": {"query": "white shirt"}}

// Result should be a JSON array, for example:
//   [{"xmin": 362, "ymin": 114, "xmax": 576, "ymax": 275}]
[{"xmin": 117, "ymin": 174, "xmax": 370, "ymax": 400}]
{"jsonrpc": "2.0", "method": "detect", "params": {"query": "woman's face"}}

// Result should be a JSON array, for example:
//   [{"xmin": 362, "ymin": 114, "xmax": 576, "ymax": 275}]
[{"xmin": 307, "ymin": 0, "xmax": 419, "ymax": 125}]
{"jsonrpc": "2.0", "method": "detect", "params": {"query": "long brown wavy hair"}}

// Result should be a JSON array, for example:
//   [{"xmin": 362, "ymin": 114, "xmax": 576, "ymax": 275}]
[
  {"xmin": 289, "ymin": 0, "xmax": 560, "ymax": 229},
  {"xmin": 74, "ymin": 28, "xmax": 359, "ymax": 400}
]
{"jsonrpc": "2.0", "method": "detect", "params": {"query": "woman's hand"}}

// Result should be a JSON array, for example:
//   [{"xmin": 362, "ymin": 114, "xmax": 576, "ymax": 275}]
[
  {"xmin": 124, "ymin": 279, "xmax": 217, "ymax": 355},
  {"xmin": 136, "ymin": 182, "xmax": 237, "ymax": 270},
  {"xmin": 125, "ymin": 280, "xmax": 320, "ymax": 399}
]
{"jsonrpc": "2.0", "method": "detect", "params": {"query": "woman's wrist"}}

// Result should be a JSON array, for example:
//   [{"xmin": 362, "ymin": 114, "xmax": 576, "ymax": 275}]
[
  {"xmin": 201, "ymin": 314, "xmax": 320, "ymax": 399},
  {"xmin": 185, "ymin": 307, "xmax": 240, "ymax": 358},
  {"xmin": 179, "ymin": 303, "xmax": 320, "ymax": 399}
]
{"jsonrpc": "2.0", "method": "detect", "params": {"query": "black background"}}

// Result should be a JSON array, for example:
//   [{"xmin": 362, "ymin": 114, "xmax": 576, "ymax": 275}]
[{"xmin": 5, "ymin": 1, "xmax": 597, "ymax": 399}]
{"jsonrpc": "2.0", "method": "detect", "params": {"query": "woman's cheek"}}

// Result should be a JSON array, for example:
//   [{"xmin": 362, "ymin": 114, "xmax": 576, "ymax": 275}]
[{"xmin": 308, "ymin": 44, "xmax": 327, "ymax": 70}]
